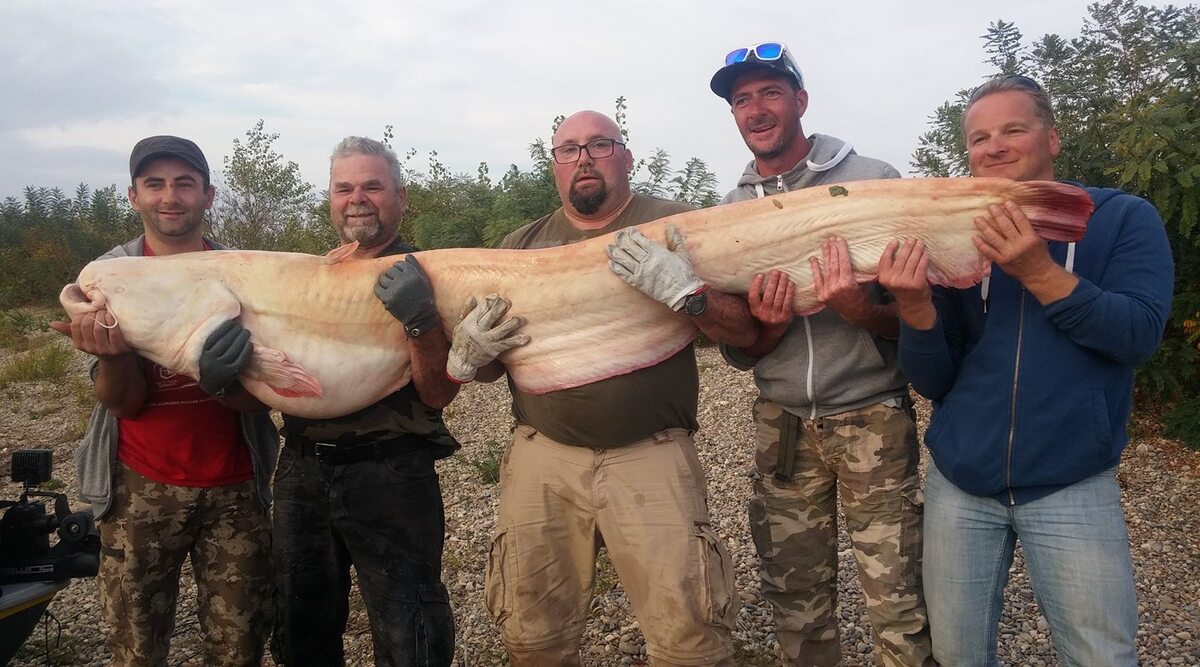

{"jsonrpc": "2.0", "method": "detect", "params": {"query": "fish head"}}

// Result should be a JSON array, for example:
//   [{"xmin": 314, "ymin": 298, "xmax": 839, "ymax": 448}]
[
  {"xmin": 75, "ymin": 257, "xmax": 177, "ymax": 331},
  {"xmin": 74, "ymin": 256, "xmax": 238, "ymax": 372}
]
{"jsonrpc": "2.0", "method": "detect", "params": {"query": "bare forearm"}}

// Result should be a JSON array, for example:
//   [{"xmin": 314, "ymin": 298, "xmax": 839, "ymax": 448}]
[
  {"xmin": 407, "ymin": 332, "xmax": 460, "ymax": 408},
  {"xmin": 895, "ymin": 300, "xmax": 938, "ymax": 330},
  {"xmin": 1020, "ymin": 264, "xmax": 1080, "ymax": 305},
  {"xmin": 821, "ymin": 283, "xmax": 902, "ymax": 338},
  {"xmin": 837, "ymin": 300, "xmax": 900, "ymax": 338},
  {"xmin": 94, "ymin": 355, "xmax": 147, "ymax": 418},
  {"xmin": 739, "ymin": 322, "xmax": 789, "ymax": 359},
  {"xmin": 692, "ymin": 291, "xmax": 759, "ymax": 347}
]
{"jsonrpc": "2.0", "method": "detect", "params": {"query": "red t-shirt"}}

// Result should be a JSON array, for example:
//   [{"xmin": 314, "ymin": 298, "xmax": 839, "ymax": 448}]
[{"xmin": 116, "ymin": 240, "xmax": 253, "ymax": 487}]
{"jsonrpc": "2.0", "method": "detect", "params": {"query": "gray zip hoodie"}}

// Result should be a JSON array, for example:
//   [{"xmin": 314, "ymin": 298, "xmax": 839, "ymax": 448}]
[
  {"xmin": 720, "ymin": 133, "xmax": 909, "ymax": 418},
  {"xmin": 74, "ymin": 236, "xmax": 279, "ymax": 519}
]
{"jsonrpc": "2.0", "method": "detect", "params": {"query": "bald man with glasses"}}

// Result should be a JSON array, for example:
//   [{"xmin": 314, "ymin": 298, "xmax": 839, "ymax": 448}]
[{"xmin": 461, "ymin": 109, "xmax": 758, "ymax": 666}]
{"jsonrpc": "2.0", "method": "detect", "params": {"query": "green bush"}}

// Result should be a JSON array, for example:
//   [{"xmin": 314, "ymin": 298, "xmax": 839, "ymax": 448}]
[
  {"xmin": 0, "ymin": 342, "xmax": 74, "ymax": 387},
  {"xmin": 466, "ymin": 439, "xmax": 504, "ymax": 485},
  {"xmin": 0, "ymin": 309, "xmax": 51, "ymax": 350},
  {"xmin": 1164, "ymin": 396, "xmax": 1200, "ymax": 451}
]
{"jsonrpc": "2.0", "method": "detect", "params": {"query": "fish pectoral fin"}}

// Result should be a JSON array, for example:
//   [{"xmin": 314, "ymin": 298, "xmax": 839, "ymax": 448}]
[
  {"xmin": 245, "ymin": 345, "xmax": 323, "ymax": 398},
  {"xmin": 324, "ymin": 242, "xmax": 360, "ymax": 264}
]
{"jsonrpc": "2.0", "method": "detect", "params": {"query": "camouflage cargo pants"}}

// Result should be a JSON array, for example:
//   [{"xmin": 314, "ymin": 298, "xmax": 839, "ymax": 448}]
[
  {"xmin": 99, "ymin": 463, "xmax": 272, "ymax": 667},
  {"xmin": 748, "ymin": 399, "xmax": 932, "ymax": 667}
]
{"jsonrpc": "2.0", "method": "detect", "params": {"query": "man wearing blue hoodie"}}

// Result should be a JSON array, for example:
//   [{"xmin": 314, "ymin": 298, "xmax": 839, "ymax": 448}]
[
  {"xmin": 711, "ymin": 42, "xmax": 933, "ymax": 666},
  {"xmin": 878, "ymin": 75, "xmax": 1173, "ymax": 666}
]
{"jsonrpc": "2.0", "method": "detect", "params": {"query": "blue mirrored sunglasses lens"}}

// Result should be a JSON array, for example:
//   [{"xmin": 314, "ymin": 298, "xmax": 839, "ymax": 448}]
[
  {"xmin": 753, "ymin": 42, "xmax": 784, "ymax": 60},
  {"xmin": 725, "ymin": 48, "xmax": 750, "ymax": 66}
]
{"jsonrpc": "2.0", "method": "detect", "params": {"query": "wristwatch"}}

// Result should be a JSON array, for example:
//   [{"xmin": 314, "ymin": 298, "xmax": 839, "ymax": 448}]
[{"xmin": 683, "ymin": 286, "xmax": 709, "ymax": 316}]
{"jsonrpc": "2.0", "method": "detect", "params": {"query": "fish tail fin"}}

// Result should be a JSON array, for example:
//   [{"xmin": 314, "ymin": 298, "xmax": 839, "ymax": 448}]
[
  {"xmin": 1010, "ymin": 181, "xmax": 1095, "ymax": 242},
  {"xmin": 245, "ymin": 346, "xmax": 323, "ymax": 398}
]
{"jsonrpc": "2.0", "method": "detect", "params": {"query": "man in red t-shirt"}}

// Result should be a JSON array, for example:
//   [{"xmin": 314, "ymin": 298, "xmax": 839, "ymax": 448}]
[{"xmin": 54, "ymin": 136, "xmax": 278, "ymax": 666}]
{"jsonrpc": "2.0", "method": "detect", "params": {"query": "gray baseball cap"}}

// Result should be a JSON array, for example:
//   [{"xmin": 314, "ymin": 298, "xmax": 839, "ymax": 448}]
[
  {"xmin": 710, "ymin": 42, "xmax": 805, "ymax": 103},
  {"xmin": 129, "ymin": 135, "xmax": 210, "ymax": 182}
]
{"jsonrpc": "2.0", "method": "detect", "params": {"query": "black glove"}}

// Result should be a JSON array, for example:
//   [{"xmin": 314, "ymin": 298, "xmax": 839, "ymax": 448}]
[
  {"xmin": 374, "ymin": 255, "xmax": 441, "ymax": 337},
  {"xmin": 198, "ymin": 319, "xmax": 252, "ymax": 398}
]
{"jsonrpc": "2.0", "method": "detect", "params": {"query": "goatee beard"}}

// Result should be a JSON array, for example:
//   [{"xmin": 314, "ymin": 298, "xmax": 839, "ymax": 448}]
[{"xmin": 569, "ymin": 182, "xmax": 608, "ymax": 215}]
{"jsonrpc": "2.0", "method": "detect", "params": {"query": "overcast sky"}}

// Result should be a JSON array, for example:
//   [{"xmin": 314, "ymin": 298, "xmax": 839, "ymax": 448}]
[{"xmin": 0, "ymin": 0, "xmax": 1146, "ymax": 202}]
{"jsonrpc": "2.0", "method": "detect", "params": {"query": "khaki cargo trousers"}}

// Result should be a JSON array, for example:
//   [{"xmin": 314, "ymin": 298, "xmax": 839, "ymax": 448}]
[{"xmin": 485, "ymin": 425, "xmax": 737, "ymax": 666}]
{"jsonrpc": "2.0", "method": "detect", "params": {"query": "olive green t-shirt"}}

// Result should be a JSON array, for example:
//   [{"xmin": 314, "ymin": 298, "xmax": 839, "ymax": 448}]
[{"xmin": 499, "ymin": 194, "xmax": 699, "ymax": 448}]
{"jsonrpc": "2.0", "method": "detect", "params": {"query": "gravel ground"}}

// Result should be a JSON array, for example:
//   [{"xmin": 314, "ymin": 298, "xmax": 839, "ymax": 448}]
[{"xmin": 2, "ymin": 342, "xmax": 1198, "ymax": 666}]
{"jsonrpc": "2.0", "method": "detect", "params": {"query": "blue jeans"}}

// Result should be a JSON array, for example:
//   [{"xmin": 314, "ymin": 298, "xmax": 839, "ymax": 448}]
[{"xmin": 923, "ymin": 461, "xmax": 1137, "ymax": 667}]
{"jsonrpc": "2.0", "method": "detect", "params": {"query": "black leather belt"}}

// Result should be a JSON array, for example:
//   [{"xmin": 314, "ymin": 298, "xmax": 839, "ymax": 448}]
[{"xmin": 286, "ymin": 435, "xmax": 428, "ymax": 466}]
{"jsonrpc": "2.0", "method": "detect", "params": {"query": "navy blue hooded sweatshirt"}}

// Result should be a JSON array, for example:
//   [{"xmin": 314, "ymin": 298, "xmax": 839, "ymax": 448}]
[{"xmin": 899, "ymin": 185, "xmax": 1174, "ymax": 505}]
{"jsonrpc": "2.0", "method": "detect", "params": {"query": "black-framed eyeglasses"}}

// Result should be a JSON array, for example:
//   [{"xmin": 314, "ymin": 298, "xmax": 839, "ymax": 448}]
[
  {"xmin": 551, "ymin": 138, "xmax": 625, "ymax": 164},
  {"xmin": 968, "ymin": 74, "xmax": 1043, "ymax": 103}
]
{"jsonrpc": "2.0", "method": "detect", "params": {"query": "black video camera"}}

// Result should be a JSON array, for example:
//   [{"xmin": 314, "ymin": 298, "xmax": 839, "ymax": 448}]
[{"xmin": 0, "ymin": 450, "xmax": 99, "ymax": 585}]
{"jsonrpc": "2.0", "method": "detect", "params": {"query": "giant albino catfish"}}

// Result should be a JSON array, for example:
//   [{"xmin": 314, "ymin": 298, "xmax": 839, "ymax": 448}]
[{"xmin": 60, "ymin": 177, "xmax": 1092, "ymax": 418}]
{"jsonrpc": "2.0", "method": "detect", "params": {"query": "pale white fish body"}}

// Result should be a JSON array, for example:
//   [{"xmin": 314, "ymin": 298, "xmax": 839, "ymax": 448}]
[{"xmin": 60, "ymin": 177, "xmax": 1093, "ymax": 419}]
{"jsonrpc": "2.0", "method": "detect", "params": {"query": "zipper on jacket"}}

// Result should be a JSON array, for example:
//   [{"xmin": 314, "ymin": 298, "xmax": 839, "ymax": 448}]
[
  {"xmin": 804, "ymin": 316, "xmax": 817, "ymax": 419},
  {"xmin": 776, "ymin": 174, "xmax": 786, "ymax": 193},
  {"xmin": 1004, "ymin": 289, "xmax": 1027, "ymax": 506}
]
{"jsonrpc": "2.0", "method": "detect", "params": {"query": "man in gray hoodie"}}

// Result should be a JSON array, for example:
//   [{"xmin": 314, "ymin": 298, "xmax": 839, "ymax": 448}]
[{"xmin": 710, "ymin": 43, "xmax": 932, "ymax": 666}]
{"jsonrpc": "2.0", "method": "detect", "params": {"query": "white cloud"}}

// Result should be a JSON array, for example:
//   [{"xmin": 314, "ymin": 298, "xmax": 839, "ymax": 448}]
[{"xmin": 0, "ymin": 0, "xmax": 1140, "ymax": 198}]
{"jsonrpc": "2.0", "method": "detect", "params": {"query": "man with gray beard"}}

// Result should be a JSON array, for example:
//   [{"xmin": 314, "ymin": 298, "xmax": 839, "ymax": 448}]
[{"xmin": 272, "ymin": 136, "xmax": 461, "ymax": 666}]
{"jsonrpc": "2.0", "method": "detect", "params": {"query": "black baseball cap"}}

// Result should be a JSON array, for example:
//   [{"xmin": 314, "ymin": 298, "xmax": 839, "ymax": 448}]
[
  {"xmin": 129, "ymin": 135, "xmax": 210, "ymax": 183},
  {"xmin": 710, "ymin": 42, "xmax": 805, "ymax": 103}
]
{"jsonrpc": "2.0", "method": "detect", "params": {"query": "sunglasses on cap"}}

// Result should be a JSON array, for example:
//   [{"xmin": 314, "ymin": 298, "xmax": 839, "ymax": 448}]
[
  {"xmin": 968, "ymin": 74, "xmax": 1043, "ymax": 103},
  {"xmin": 723, "ymin": 42, "xmax": 804, "ymax": 88}
]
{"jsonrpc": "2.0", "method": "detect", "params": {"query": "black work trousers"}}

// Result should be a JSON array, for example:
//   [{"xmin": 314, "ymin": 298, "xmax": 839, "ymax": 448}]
[{"xmin": 272, "ymin": 444, "xmax": 454, "ymax": 666}]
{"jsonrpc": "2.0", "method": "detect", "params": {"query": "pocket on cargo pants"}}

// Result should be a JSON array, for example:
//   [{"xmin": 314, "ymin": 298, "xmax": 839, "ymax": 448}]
[
  {"xmin": 484, "ymin": 528, "xmax": 513, "ymax": 626},
  {"xmin": 696, "ymin": 523, "xmax": 738, "ymax": 630}
]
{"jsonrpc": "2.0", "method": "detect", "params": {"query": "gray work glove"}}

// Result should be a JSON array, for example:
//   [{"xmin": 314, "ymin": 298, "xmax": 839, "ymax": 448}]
[
  {"xmin": 605, "ymin": 224, "xmax": 705, "ymax": 311},
  {"xmin": 375, "ymin": 255, "xmax": 440, "ymax": 337},
  {"xmin": 447, "ymin": 294, "xmax": 530, "ymax": 383},
  {"xmin": 198, "ymin": 319, "xmax": 252, "ymax": 398}
]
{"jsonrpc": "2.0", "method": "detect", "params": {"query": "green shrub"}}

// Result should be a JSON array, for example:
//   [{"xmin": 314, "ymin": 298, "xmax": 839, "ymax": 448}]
[
  {"xmin": 466, "ymin": 439, "xmax": 505, "ymax": 485},
  {"xmin": 0, "ymin": 310, "xmax": 47, "ymax": 350},
  {"xmin": 0, "ymin": 342, "xmax": 73, "ymax": 387},
  {"xmin": 1164, "ymin": 396, "xmax": 1200, "ymax": 452}
]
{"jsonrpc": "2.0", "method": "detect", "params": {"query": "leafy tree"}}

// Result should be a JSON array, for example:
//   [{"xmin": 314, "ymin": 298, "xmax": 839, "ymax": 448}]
[
  {"xmin": 0, "ymin": 185, "xmax": 139, "ymax": 308},
  {"xmin": 211, "ymin": 119, "xmax": 317, "ymax": 251},
  {"xmin": 483, "ymin": 153, "xmax": 559, "ymax": 247},
  {"xmin": 911, "ymin": 0, "xmax": 1200, "ymax": 446},
  {"xmin": 672, "ymin": 157, "xmax": 721, "ymax": 208},
  {"xmin": 632, "ymin": 148, "xmax": 673, "ymax": 198},
  {"xmin": 983, "ymin": 19, "xmax": 1027, "ymax": 74}
]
